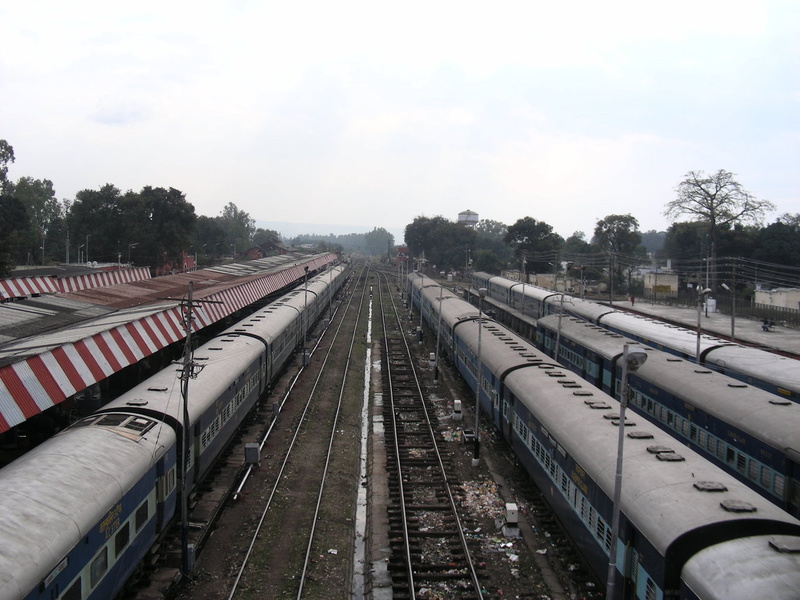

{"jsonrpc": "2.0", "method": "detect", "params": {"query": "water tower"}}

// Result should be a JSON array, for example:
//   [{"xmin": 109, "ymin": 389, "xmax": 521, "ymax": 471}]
[{"xmin": 458, "ymin": 209, "xmax": 479, "ymax": 228}]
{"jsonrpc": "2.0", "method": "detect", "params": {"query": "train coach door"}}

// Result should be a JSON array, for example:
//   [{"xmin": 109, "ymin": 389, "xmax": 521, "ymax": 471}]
[{"xmin": 155, "ymin": 456, "xmax": 167, "ymax": 530}]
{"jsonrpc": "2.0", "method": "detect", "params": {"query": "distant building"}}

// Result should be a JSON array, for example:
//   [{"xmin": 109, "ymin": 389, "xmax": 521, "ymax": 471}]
[
  {"xmin": 395, "ymin": 245, "xmax": 409, "ymax": 267},
  {"xmin": 245, "ymin": 241, "xmax": 291, "ymax": 260},
  {"xmin": 641, "ymin": 270, "xmax": 679, "ymax": 297},
  {"xmin": 458, "ymin": 209, "xmax": 479, "ymax": 228},
  {"xmin": 755, "ymin": 288, "xmax": 800, "ymax": 310}
]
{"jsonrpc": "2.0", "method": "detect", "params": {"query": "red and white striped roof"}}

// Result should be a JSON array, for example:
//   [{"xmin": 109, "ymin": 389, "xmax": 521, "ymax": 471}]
[
  {"xmin": 0, "ymin": 255, "xmax": 336, "ymax": 433},
  {"xmin": 0, "ymin": 276, "xmax": 60, "ymax": 299},
  {"xmin": 0, "ymin": 267, "xmax": 151, "ymax": 299},
  {"xmin": 58, "ymin": 267, "xmax": 151, "ymax": 293}
]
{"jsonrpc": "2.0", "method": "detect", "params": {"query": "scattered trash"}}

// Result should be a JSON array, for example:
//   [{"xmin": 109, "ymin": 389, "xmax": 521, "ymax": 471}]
[{"xmin": 327, "ymin": 548, "xmax": 338, "ymax": 555}]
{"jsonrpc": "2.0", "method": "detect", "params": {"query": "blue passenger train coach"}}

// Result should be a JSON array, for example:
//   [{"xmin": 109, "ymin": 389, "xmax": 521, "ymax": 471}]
[
  {"xmin": 0, "ymin": 264, "xmax": 348, "ymax": 600},
  {"xmin": 408, "ymin": 272, "xmax": 800, "ymax": 600},
  {"xmin": 536, "ymin": 313, "xmax": 800, "ymax": 519},
  {"xmin": 471, "ymin": 271, "xmax": 800, "ymax": 400}
]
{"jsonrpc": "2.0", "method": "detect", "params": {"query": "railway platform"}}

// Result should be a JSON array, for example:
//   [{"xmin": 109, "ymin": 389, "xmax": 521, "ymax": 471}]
[{"xmin": 622, "ymin": 299, "xmax": 800, "ymax": 356}]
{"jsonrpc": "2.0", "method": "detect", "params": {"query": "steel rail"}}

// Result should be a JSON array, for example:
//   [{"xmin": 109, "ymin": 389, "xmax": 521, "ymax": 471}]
[
  {"xmin": 226, "ymin": 263, "xmax": 368, "ymax": 600},
  {"xmin": 294, "ymin": 266, "xmax": 372, "ymax": 599},
  {"xmin": 377, "ymin": 270, "xmax": 484, "ymax": 599}
]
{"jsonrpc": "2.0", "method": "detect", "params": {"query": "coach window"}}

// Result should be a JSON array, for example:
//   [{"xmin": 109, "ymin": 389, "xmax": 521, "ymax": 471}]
[
  {"xmin": 760, "ymin": 466, "xmax": 772, "ymax": 489},
  {"xmin": 645, "ymin": 578, "xmax": 657, "ymax": 600},
  {"xmin": 135, "ymin": 502, "xmax": 149, "ymax": 532},
  {"xmin": 115, "ymin": 523, "xmax": 130, "ymax": 558},
  {"xmin": 61, "ymin": 578, "xmax": 81, "ymax": 600},
  {"xmin": 90, "ymin": 548, "xmax": 108, "ymax": 588},
  {"xmin": 736, "ymin": 453, "xmax": 747, "ymax": 474}
]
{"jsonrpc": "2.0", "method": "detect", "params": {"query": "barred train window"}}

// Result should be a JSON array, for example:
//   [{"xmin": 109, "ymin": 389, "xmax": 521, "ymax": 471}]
[
  {"xmin": 760, "ymin": 466, "xmax": 772, "ymax": 489},
  {"xmin": 645, "ymin": 578, "xmax": 657, "ymax": 600},
  {"xmin": 748, "ymin": 460, "xmax": 758, "ymax": 482},
  {"xmin": 774, "ymin": 474, "xmax": 785, "ymax": 499}
]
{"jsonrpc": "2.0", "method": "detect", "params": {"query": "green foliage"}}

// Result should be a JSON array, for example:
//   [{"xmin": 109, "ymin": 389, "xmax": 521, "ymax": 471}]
[
  {"xmin": 562, "ymin": 231, "xmax": 592, "ymax": 256},
  {"xmin": 286, "ymin": 228, "xmax": 392, "ymax": 256},
  {"xmin": 504, "ymin": 217, "xmax": 564, "ymax": 273},
  {"xmin": 252, "ymin": 227, "xmax": 282, "ymax": 247},
  {"xmin": 364, "ymin": 228, "xmax": 395, "ymax": 256},
  {"xmin": 0, "ymin": 193, "xmax": 26, "ymax": 276},
  {"xmin": 593, "ymin": 214, "xmax": 643, "ymax": 255},
  {"xmin": 475, "ymin": 219, "xmax": 513, "ymax": 271},
  {"xmin": 405, "ymin": 216, "xmax": 477, "ymax": 272},
  {"xmin": 0, "ymin": 140, "xmax": 15, "ymax": 194},
  {"xmin": 66, "ymin": 185, "xmax": 195, "ymax": 270},
  {"xmin": 640, "ymin": 230, "xmax": 666, "ymax": 256},
  {"xmin": 753, "ymin": 219, "xmax": 800, "ymax": 267},
  {"xmin": 219, "ymin": 202, "xmax": 255, "ymax": 256}
]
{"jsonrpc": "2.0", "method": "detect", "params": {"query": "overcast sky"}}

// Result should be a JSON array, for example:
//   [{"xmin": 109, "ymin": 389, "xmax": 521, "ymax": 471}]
[{"xmin": 2, "ymin": 1, "xmax": 798, "ymax": 243}]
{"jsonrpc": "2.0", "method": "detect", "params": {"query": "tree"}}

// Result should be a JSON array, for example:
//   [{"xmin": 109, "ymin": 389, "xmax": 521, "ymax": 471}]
[
  {"xmin": 562, "ymin": 231, "xmax": 592, "ymax": 256},
  {"xmin": 640, "ymin": 230, "xmax": 666, "ymax": 257},
  {"xmin": 0, "ymin": 193, "xmax": 26, "ymax": 276},
  {"xmin": 665, "ymin": 169, "xmax": 775, "ymax": 292},
  {"xmin": 364, "ymin": 227, "xmax": 394, "ymax": 257},
  {"xmin": 753, "ymin": 217, "xmax": 800, "ymax": 268},
  {"xmin": 218, "ymin": 202, "xmax": 255, "ymax": 256},
  {"xmin": 594, "ymin": 214, "xmax": 647, "ymax": 294},
  {"xmin": 137, "ymin": 186, "xmax": 196, "ymax": 271},
  {"xmin": 0, "ymin": 140, "xmax": 14, "ymax": 194},
  {"xmin": 10, "ymin": 177, "xmax": 60, "ymax": 264},
  {"xmin": 252, "ymin": 227, "xmax": 283, "ymax": 247},
  {"xmin": 504, "ymin": 217, "xmax": 564, "ymax": 273},
  {"xmin": 663, "ymin": 221, "xmax": 706, "ymax": 263},
  {"xmin": 194, "ymin": 215, "xmax": 228, "ymax": 264},
  {"xmin": 404, "ymin": 216, "xmax": 477, "ymax": 272},
  {"xmin": 475, "ymin": 219, "xmax": 513, "ymax": 271},
  {"xmin": 67, "ymin": 184, "xmax": 125, "ymax": 263}
]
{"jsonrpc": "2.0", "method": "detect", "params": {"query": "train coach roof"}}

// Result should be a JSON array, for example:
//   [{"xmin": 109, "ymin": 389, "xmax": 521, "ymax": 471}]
[
  {"xmin": 538, "ymin": 315, "xmax": 628, "ymax": 356},
  {"xmin": 538, "ymin": 314, "xmax": 800, "ymax": 454},
  {"xmin": 682, "ymin": 535, "xmax": 800, "ymax": 600},
  {"xmin": 0, "ymin": 420, "xmax": 175, "ymax": 597},
  {"xmin": 99, "ymin": 267, "xmax": 346, "ymax": 425},
  {"xmin": 702, "ymin": 344, "xmax": 800, "ymax": 396},
  {"xmin": 637, "ymin": 353, "xmax": 800, "ymax": 454},
  {"xmin": 503, "ymin": 366, "xmax": 800, "ymax": 555},
  {"xmin": 597, "ymin": 311, "xmax": 734, "ymax": 356},
  {"xmin": 453, "ymin": 318, "xmax": 555, "ymax": 376}
]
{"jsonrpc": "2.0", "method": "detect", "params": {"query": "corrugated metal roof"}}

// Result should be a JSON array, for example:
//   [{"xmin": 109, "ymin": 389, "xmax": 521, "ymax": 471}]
[{"xmin": 0, "ymin": 252, "xmax": 336, "ymax": 434}]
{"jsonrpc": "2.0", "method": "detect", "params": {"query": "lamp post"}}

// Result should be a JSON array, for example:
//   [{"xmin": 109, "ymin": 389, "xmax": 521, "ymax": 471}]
[
  {"xmin": 128, "ymin": 242, "xmax": 139, "ymax": 265},
  {"xmin": 721, "ymin": 282, "xmax": 735, "ymax": 340},
  {"xmin": 472, "ymin": 287, "xmax": 487, "ymax": 467},
  {"xmin": 696, "ymin": 287, "xmax": 712, "ymax": 363},
  {"xmin": 605, "ymin": 344, "xmax": 648, "ymax": 600}
]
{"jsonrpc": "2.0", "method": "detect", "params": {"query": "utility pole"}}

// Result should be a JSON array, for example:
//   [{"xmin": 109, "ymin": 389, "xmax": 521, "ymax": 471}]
[{"xmin": 161, "ymin": 283, "xmax": 223, "ymax": 578}]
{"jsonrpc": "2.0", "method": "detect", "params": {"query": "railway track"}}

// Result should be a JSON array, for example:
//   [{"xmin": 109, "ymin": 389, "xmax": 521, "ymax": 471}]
[
  {"xmin": 222, "ymin": 264, "xmax": 371, "ymax": 599},
  {"xmin": 376, "ymin": 272, "xmax": 484, "ymax": 600}
]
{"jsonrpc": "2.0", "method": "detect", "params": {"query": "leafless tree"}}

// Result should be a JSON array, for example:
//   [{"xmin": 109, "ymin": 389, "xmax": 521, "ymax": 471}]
[{"xmin": 665, "ymin": 169, "xmax": 774, "ymax": 292}]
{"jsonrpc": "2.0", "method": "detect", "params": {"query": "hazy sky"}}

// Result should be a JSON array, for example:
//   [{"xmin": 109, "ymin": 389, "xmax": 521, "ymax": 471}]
[{"xmin": 2, "ymin": 1, "xmax": 798, "ymax": 243}]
